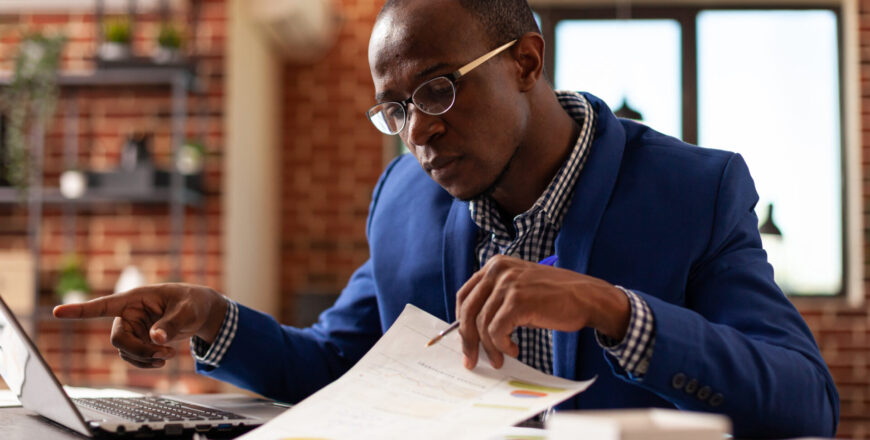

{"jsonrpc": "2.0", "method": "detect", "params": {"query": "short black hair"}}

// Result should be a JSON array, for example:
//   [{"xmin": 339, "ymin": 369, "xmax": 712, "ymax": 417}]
[{"xmin": 380, "ymin": 0, "xmax": 540, "ymax": 46}]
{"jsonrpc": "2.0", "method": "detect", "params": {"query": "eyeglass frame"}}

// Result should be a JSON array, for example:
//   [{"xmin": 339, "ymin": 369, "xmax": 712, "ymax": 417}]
[{"xmin": 366, "ymin": 39, "xmax": 518, "ymax": 135}]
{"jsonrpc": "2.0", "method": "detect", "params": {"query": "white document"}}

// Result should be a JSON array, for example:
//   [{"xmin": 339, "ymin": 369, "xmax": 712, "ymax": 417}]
[{"xmin": 240, "ymin": 304, "xmax": 595, "ymax": 440}]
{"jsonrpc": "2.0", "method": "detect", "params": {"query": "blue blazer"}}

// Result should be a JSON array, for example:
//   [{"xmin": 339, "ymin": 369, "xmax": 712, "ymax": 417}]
[{"xmin": 198, "ymin": 94, "xmax": 838, "ymax": 438}]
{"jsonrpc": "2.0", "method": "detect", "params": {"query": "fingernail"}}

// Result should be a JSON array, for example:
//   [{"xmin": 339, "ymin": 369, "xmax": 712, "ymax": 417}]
[
  {"xmin": 151, "ymin": 360, "xmax": 165, "ymax": 367},
  {"xmin": 153, "ymin": 351, "xmax": 170, "ymax": 360},
  {"xmin": 151, "ymin": 328, "xmax": 167, "ymax": 343}
]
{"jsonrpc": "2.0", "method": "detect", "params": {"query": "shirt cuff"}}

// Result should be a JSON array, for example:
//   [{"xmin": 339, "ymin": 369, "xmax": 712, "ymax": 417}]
[
  {"xmin": 190, "ymin": 298, "xmax": 238, "ymax": 367},
  {"xmin": 595, "ymin": 286, "xmax": 656, "ymax": 378}
]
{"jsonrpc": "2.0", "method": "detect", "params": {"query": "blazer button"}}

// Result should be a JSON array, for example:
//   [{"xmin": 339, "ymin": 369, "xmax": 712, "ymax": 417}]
[
  {"xmin": 684, "ymin": 379, "xmax": 698, "ymax": 395},
  {"xmin": 709, "ymin": 393, "xmax": 724, "ymax": 407},
  {"xmin": 671, "ymin": 373, "xmax": 687, "ymax": 390},
  {"xmin": 697, "ymin": 386, "xmax": 712, "ymax": 401}
]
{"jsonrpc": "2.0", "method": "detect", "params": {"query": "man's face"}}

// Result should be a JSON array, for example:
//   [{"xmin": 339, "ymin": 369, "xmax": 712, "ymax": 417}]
[{"xmin": 368, "ymin": 0, "xmax": 528, "ymax": 200}]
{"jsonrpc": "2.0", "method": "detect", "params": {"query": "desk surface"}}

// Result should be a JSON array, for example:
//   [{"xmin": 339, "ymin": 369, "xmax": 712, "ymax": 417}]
[
  {"xmin": 0, "ymin": 405, "xmax": 837, "ymax": 440},
  {"xmin": 0, "ymin": 406, "xmax": 259, "ymax": 439},
  {"xmin": 0, "ymin": 406, "xmax": 88, "ymax": 439}
]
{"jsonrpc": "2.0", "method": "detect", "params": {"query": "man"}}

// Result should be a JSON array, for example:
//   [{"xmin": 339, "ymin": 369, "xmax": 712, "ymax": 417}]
[{"xmin": 54, "ymin": 0, "xmax": 839, "ymax": 437}]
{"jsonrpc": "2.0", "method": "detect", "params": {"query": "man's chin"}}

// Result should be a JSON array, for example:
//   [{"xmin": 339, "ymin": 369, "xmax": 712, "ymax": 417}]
[{"xmin": 440, "ymin": 182, "xmax": 492, "ymax": 202}]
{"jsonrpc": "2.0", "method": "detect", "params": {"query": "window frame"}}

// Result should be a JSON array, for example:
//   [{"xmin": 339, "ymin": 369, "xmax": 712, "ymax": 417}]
[{"xmin": 535, "ymin": 3, "xmax": 855, "ymax": 301}]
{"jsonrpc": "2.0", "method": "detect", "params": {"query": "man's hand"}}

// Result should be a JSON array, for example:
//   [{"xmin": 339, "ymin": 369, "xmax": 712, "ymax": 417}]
[
  {"xmin": 53, "ymin": 284, "xmax": 228, "ymax": 369},
  {"xmin": 455, "ymin": 255, "xmax": 630, "ymax": 370}
]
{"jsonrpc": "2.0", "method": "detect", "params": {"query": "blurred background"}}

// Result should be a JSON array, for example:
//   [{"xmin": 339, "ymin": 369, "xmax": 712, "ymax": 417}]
[{"xmin": 0, "ymin": 0, "xmax": 866, "ymax": 437}]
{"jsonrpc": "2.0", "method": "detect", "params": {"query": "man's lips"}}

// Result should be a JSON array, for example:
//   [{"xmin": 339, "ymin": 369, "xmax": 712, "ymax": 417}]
[{"xmin": 424, "ymin": 156, "xmax": 461, "ymax": 172}]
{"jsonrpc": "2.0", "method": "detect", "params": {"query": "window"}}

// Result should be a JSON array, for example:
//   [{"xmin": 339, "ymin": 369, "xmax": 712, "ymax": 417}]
[
  {"xmin": 697, "ymin": 10, "xmax": 841, "ymax": 295},
  {"xmin": 555, "ymin": 19, "xmax": 682, "ymax": 139},
  {"xmin": 539, "ymin": 5, "xmax": 847, "ymax": 297}
]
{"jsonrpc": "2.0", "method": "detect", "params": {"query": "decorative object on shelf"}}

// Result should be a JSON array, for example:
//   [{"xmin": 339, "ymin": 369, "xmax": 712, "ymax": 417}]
[
  {"xmin": 59, "ymin": 169, "xmax": 87, "ymax": 199},
  {"xmin": 114, "ymin": 265, "xmax": 146, "ymax": 294},
  {"xmin": 0, "ymin": 32, "xmax": 65, "ymax": 193},
  {"xmin": 120, "ymin": 132, "xmax": 153, "ymax": 170},
  {"xmin": 86, "ymin": 132, "xmax": 201, "ymax": 196},
  {"xmin": 176, "ymin": 139, "xmax": 205, "ymax": 175},
  {"xmin": 54, "ymin": 254, "xmax": 90, "ymax": 305},
  {"xmin": 153, "ymin": 23, "xmax": 183, "ymax": 64},
  {"xmin": 99, "ymin": 19, "xmax": 132, "ymax": 61}
]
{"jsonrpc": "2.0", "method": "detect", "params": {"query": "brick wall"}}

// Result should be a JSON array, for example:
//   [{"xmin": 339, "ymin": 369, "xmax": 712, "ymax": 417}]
[
  {"xmin": 0, "ymin": 0, "xmax": 227, "ymax": 393},
  {"xmin": 280, "ymin": 0, "xmax": 385, "ymax": 322},
  {"xmin": 280, "ymin": 0, "xmax": 870, "ymax": 438}
]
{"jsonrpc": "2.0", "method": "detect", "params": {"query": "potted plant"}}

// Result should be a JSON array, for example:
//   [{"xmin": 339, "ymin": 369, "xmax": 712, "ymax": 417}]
[
  {"xmin": 99, "ymin": 19, "xmax": 132, "ymax": 61},
  {"xmin": 153, "ymin": 23, "xmax": 182, "ymax": 64},
  {"xmin": 54, "ymin": 254, "xmax": 90, "ymax": 305},
  {"xmin": 0, "ymin": 32, "xmax": 65, "ymax": 193}
]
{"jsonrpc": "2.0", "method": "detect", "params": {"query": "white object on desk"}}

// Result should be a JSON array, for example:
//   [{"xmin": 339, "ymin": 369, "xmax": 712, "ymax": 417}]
[{"xmin": 547, "ymin": 408, "xmax": 730, "ymax": 440}]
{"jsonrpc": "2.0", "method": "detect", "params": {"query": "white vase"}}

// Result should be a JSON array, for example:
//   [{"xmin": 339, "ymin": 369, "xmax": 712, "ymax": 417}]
[
  {"xmin": 99, "ymin": 42, "xmax": 131, "ymax": 61},
  {"xmin": 152, "ymin": 46, "xmax": 180, "ymax": 64}
]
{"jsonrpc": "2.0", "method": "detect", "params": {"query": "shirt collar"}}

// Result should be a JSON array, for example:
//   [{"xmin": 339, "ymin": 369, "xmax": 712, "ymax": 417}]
[{"xmin": 469, "ymin": 91, "xmax": 597, "ymax": 235}]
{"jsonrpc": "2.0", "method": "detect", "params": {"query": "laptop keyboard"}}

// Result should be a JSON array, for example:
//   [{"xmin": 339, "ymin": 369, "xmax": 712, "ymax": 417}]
[{"xmin": 74, "ymin": 396, "xmax": 245, "ymax": 423}]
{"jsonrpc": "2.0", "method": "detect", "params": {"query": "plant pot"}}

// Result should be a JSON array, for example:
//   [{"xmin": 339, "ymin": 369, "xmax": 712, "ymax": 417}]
[
  {"xmin": 99, "ymin": 42, "xmax": 131, "ymax": 61},
  {"xmin": 152, "ymin": 46, "xmax": 180, "ymax": 64}
]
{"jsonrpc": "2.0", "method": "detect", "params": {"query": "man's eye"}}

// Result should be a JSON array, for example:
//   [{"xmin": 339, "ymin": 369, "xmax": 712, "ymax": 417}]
[
  {"xmin": 385, "ymin": 105, "xmax": 402, "ymax": 119},
  {"xmin": 428, "ymin": 82, "xmax": 453, "ymax": 96}
]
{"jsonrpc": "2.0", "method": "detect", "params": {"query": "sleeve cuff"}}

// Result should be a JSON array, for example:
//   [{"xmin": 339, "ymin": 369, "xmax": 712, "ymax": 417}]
[
  {"xmin": 595, "ymin": 286, "xmax": 656, "ymax": 378},
  {"xmin": 190, "ymin": 298, "xmax": 239, "ymax": 367}
]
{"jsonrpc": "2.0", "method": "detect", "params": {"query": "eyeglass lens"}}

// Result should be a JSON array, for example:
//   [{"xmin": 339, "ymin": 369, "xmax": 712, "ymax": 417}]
[{"xmin": 368, "ymin": 76, "xmax": 457, "ymax": 135}]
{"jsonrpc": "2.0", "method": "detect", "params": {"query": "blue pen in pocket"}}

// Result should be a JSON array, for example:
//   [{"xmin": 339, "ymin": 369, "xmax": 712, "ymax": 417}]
[{"xmin": 539, "ymin": 255, "xmax": 558, "ymax": 266}]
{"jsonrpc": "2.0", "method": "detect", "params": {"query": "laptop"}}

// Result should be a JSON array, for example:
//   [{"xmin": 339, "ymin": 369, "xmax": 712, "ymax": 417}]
[{"xmin": 0, "ymin": 292, "xmax": 286, "ymax": 438}]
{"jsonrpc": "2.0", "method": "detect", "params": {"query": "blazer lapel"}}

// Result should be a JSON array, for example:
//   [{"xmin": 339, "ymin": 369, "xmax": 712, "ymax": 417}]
[
  {"xmin": 442, "ymin": 198, "xmax": 478, "ymax": 322},
  {"xmin": 553, "ymin": 94, "xmax": 626, "ymax": 380}
]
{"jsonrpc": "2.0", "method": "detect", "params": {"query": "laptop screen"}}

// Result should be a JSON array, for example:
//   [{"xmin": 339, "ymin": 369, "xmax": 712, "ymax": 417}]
[{"xmin": 0, "ymin": 294, "xmax": 93, "ymax": 437}]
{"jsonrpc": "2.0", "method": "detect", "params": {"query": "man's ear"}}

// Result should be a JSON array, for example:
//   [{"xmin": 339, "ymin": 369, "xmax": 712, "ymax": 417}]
[{"xmin": 512, "ymin": 32, "xmax": 545, "ymax": 92}]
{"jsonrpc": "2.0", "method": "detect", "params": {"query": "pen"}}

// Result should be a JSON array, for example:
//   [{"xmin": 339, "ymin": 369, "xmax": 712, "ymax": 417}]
[{"xmin": 426, "ymin": 255, "xmax": 558, "ymax": 347}]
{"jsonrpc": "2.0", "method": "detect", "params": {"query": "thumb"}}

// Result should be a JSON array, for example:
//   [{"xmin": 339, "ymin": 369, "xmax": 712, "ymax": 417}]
[{"xmin": 150, "ymin": 312, "xmax": 182, "ymax": 345}]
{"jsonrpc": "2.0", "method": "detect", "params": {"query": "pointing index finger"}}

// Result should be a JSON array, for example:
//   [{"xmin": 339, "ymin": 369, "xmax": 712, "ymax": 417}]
[{"xmin": 53, "ymin": 293, "xmax": 134, "ymax": 319}]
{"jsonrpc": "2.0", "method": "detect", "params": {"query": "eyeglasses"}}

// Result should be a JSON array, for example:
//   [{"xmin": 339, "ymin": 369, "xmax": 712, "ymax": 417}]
[{"xmin": 367, "ymin": 39, "xmax": 517, "ymax": 135}]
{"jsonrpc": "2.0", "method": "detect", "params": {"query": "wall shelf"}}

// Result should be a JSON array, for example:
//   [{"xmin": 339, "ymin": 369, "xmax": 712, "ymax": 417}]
[
  {"xmin": 0, "ymin": 186, "xmax": 203, "ymax": 206},
  {"xmin": 0, "ymin": 61, "xmax": 204, "ymax": 339},
  {"xmin": 0, "ymin": 65, "xmax": 197, "ymax": 90}
]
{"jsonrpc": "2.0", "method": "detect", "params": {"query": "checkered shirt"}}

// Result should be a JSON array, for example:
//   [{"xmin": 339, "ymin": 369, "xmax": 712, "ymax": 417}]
[
  {"xmin": 190, "ymin": 297, "xmax": 238, "ymax": 367},
  {"xmin": 469, "ymin": 91, "xmax": 655, "ymax": 377}
]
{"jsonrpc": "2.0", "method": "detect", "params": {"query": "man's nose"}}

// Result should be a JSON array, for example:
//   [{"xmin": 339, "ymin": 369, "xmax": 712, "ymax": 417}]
[{"xmin": 405, "ymin": 105, "xmax": 445, "ymax": 147}]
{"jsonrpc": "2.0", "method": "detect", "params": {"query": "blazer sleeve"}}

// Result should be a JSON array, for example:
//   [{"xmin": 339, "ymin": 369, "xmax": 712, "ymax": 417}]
[
  {"xmin": 195, "ymin": 261, "xmax": 381, "ymax": 403},
  {"xmin": 607, "ymin": 154, "xmax": 839, "ymax": 438},
  {"xmin": 193, "ymin": 158, "xmax": 406, "ymax": 403}
]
